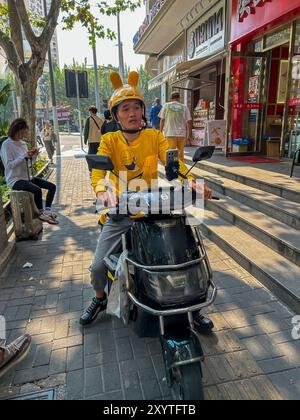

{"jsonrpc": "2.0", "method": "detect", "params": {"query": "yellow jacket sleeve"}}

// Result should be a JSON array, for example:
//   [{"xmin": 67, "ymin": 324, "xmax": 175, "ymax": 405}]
[
  {"xmin": 158, "ymin": 132, "xmax": 195, "ymax": 181},
  {"xmin": 91, "ymin": 135, "xmax": 112, "ymax": 194}
]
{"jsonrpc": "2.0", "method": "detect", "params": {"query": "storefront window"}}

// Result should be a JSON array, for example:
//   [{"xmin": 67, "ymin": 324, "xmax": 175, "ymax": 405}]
[
  {"xmin": 284, "ymin": 20, "xmax": 300, "ymax": 158},
  {"xmin": 254, "ymin": 39, "xmax": 263, "ymax": 53},
  {"xmin": 263, "ymin": 26, "xmax": 291, "ymax": 51}
]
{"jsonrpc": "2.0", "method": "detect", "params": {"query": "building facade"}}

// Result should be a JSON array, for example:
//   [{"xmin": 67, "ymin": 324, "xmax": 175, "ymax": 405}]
[
  {"xmin": 228, "ymin": 0, "xmax": 300, "ymax": 158},
  {"xmin": 134, "ymin": 0, "xmax": 231, "ymax": 148}
]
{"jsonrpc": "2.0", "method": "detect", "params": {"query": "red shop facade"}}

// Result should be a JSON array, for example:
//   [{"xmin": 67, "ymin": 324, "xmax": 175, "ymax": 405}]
[{"xmin": 227, "ymin": 0, "xmax": 300, "ymax": 158}]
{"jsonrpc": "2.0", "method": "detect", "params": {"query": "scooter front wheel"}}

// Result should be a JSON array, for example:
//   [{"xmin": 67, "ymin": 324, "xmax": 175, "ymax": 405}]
[{"xmin": 172, "ymin": 363, "xmax": 204, "ymax": 401}]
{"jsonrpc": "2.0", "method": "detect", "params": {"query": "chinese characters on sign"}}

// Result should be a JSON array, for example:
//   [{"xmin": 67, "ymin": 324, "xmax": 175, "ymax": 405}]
[
  {"xmin": 248, "ymin": 76, "xmax": 259, "ymax": 103},
  {"xmin": 234, "ymin": 103, "xmax": 263, "ymax": 109},
  {"xmin": 238, "ymin": 0, "xmax": 271, "ymax": 22},
  {"xmin": 288, "ymin": 98, "xmax": 300, "ymax": 106}
]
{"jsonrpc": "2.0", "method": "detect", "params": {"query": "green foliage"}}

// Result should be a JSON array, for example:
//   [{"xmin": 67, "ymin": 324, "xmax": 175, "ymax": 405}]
[
  {"xmin": 31, "ymin": 157, "xmax": 48, "ymax": 177},
  {"xmin": 0, "ymin": 83, "xmax": 11, "ymax": 106},
  {"xmin": 0, "ymin": 83, "xmax": 12, "ymax": 137},
  {"xmin": 0, "ymin": 176, "xmax": 10, "ymax": 204}
]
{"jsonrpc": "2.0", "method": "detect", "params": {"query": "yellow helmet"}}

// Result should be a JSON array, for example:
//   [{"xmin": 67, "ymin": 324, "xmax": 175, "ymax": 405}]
[{"xmin": 109, "ymin": 71, "xmax": 145, "ymax": 114}]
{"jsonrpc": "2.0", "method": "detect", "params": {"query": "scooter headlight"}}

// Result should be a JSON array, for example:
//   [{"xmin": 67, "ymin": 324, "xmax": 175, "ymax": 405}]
[{"xmin": 140, "ymin": 265, "xmax": 208, "ymax": 307}]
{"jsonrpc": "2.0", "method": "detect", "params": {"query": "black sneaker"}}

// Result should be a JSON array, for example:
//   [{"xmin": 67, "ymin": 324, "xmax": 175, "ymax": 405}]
[
  {"xmin": 194, "ymin": 314, "xmax": 214, "ymax": 334},
  {"xmin": 80, "ymin": 295, "xmax": 107, "ymax": 326}
]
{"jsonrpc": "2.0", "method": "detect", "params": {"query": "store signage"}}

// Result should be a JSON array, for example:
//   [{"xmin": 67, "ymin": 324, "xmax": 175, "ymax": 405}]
[
  {"xmin": 57, "ymin": 107, "xmax": 70, "ymax": 120},
  {"xmin": 248, "ymin": 76, "xmax": 259, "ymax": 103},
  {"xmin": 232, "ymin": 0, "xmax": 300, "ymax": 43},
  {"xmin": 133, "ymin": 0, "xmax": 166, "ymax": 46},
  {"xmin": 187, "ymin": 0, "xmax": 225, "ymax": 61},
  {"xmin": 234, "ymin": 103, "xmax": 263, "ymax": 109},
  {"xmin": 207, "ymin": 120, "xmax": 227, "ymax": 148},
  {"xmin": 238, "ymin": 0, "xmax": 271, "ymax": 22},
  {"xmin": 288, "ymin": 98, "xmax": 300, "ymax": 106}
]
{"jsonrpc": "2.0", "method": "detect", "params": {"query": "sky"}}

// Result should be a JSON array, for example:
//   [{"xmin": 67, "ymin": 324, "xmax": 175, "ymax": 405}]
[{"xmin": 56, "ymin": 2, "xmax": 146, "ymax": 71}]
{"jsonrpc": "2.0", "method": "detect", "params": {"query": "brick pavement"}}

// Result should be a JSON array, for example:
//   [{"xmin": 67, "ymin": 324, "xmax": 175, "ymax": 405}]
[{"xmin": 0, "ymin": 155, "xmax": 299, "ymax": 400}]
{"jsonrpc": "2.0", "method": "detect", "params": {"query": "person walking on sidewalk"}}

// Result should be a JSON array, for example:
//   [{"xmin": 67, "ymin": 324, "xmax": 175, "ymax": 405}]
[
  {"xmin": 84, "ymin": 106, "xmax": 104, "ymax": 173},
  {"xmin": 159, "ymin": 92, "xmax": 193, "ymax": 161},
  {"xmin": 149, "ymin": 98, "xmax": 162, "ymax": 130},
  {"xmin": 101, "ymin": 110, "xmax": 119, "ymax": 136},
  {"xmin": 42, "ymin": 121, "xmax": 56, "ymax": 164},
  {"xmin": 0, "ymin": 335, "xmax": 32, "ymax": 379},
  {"xmin": 79, "ymin": 71, "xmax": 214, "ymax": 333},
  {"xmin": 0, "ymin": 118, "xmax": 58, "ymax": 225}
]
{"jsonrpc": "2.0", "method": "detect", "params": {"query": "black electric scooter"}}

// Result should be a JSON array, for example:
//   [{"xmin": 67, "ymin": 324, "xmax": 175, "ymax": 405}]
[{"xmin": 84, "ymin": 146, "xmax": 217, "ymax": 400}]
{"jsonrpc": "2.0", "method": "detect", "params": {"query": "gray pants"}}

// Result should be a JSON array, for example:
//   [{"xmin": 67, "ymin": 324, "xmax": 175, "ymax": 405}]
[
  {"xmin": 90, "ymin": 216, "xmax": 134, "ymax": 292},
  {"xmin": 44, "ymin": 140, "xmax": 55, "ymax": 161}
]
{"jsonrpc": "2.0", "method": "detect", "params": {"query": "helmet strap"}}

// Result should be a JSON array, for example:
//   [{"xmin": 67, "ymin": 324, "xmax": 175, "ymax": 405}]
[{"xmin": 121, "ymin": 127, "xmax": 143, "ymax": 135}]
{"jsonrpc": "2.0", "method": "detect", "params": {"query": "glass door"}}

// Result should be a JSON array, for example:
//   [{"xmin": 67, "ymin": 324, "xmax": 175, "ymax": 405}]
[
  {"xmin": 229, "ymin": 52, "xmax": 270, "ymax": 154},
  {"xmin": 284, "ymin": 20, "xmax": 300, "ymax": 158}
]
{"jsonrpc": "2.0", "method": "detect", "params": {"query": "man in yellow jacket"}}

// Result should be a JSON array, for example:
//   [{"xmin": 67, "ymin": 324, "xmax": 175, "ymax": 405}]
[{"xmin": 80, "ymin": 71, "xmax": 214, "ymax": 332}]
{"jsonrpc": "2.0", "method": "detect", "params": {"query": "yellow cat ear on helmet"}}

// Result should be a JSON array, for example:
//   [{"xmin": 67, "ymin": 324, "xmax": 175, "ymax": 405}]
[
  {"xmin": 127, "ymin": 71, "xmax": 139, "ymax": 88},
  {"xmin": 110, "ymin": 72, "xmax": 123, "ymax": 90},
  {"xmin": 109, "ymin": 70, "xmax": 145, "ymax": 113}
]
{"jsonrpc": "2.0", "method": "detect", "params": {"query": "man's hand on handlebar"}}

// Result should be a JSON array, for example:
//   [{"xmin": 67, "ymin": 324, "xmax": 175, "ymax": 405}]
[
  {"xmin": 189, "ymin": 179, "xmax": 213, "ymax": 200},
  {"xmin": 96, "ymin": 191, "xmax": 117, "ymax": 208}
]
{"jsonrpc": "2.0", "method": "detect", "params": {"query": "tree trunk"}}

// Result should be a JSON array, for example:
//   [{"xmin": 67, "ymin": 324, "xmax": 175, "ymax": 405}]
[{"xmin": 19, "ymin": 77, "xmax": 38, "ymax": 148}]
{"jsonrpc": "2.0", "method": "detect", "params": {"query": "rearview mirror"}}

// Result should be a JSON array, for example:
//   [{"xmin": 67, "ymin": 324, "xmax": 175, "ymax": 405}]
[
  {"xmin": 85, "ymin": 155, "xmax": 114, "ymax": 171},
  {"xmin": 193, "ymin": 146, "xmax": 215, "ymax": 163}
]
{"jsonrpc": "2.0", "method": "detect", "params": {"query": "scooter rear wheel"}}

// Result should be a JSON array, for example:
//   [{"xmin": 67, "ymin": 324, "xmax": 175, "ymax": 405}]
[{"xmin": 173, "ymin": 363, "xmax": 204, "ymax": 401}]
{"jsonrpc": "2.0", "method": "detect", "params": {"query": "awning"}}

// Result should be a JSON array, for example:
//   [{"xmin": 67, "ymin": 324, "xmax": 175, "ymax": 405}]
[
  {"xmin": 148, "ymin": 66, "xmax": 177, "ymax": 91},
  {"xmin": 176, "ymin": 50, "xmax": 228, "ymax": 75}
]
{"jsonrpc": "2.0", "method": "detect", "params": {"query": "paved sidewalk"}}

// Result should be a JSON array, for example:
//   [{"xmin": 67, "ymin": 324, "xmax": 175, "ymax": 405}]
[{"xmin": 0, "ymin": 156, "xmax": 299, "ymax": 400}]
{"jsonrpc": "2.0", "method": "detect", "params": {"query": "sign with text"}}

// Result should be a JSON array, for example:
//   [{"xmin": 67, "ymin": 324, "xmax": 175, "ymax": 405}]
[
  {"xmin": 207, "ymin": 120, "xmax": 227, "ymax": 148},
  {"xmin": 187, "ymin": 0, "xmax": 225, "ymax": 61},
  {"xmin": 231, "ymin": 0, "xmax": 300, "ymax": 43},
  {"xmin": 234, "ymin": 103, "xmax": 263, "ymax": 109}
]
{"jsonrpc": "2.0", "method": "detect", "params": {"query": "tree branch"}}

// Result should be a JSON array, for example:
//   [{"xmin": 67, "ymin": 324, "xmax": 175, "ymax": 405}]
[
  {"xmin": 0, "ymin": 28, "xmax": 20, "ymax": 74},
  {"xmin": 7, "ymin": 0, "xmax": 24, "ymax": 62},
  {"xmin": 14, "ymin": 0, "xmax": 40, "ymax": 52},
  {"xmin": 39, "ymin": 0, "xmax": 62, "ymax": 52}
]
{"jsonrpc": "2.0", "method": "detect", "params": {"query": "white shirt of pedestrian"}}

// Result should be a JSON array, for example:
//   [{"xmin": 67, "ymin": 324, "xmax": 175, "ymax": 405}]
[
  {"xmin": 0, "ymin": 138, "xmax": 34, "ymax": 187},
  {"xmin": 159, "ymin": 102, "xmax": 192, "ymax": 137}
]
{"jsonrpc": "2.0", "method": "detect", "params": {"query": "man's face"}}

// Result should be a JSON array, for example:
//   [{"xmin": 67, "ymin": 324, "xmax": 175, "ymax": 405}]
[{"xmin": 117, "ymin": 100, "xmax": 143, "ymax": 130}]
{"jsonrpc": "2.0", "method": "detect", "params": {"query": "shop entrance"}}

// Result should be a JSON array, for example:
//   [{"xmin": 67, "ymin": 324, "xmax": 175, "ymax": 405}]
[
  {"xmin": 264, "ymin": 43, "xmax": 290, "ymax": 158},
  {"xmin": 229, "ymin": 52, "xmax": 270, "ymax": 154}
]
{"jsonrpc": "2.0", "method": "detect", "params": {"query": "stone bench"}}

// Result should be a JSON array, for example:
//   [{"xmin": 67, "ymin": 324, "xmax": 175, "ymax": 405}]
[
  {"xmin": 10, "ymin": 191, "xmax": 43, "ymax": 241},
  {"xmin": 0, "ymin": 197, "xmax": 15, "ymax": 273}
]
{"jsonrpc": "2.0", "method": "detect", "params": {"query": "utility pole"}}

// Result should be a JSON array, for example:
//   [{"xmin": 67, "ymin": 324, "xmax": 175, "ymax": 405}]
[
  {"xmin": 92, "ymin": 33, "xmax": 101, "ymax": 113},
  {"xmin": 75, "ymin": 69, "xmax": 84, "ymax": 150},
  {"xmin": 43, "ymin": 0, "xmax": 60, "ymax": 155},
  {"xmin": 117, "ymin": 12, "xmax": 125, "ymax": 82}
]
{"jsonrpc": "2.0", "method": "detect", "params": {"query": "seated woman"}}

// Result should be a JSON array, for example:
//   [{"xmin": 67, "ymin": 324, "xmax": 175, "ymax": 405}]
[{"xmin": 0, "ymin": 118, "xmax": 58, "ymax": 225}]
